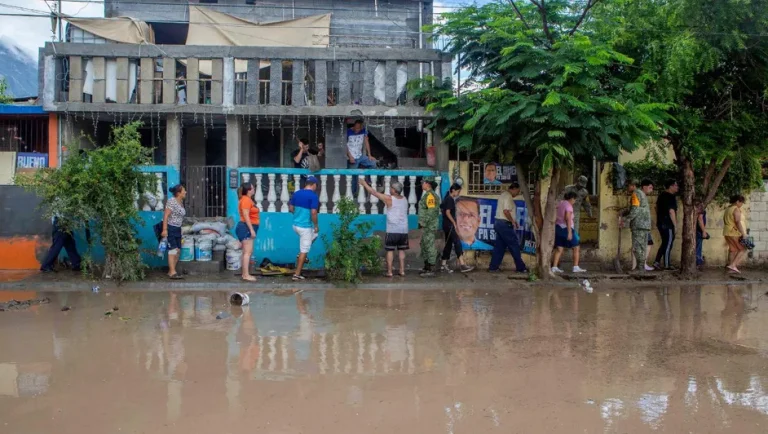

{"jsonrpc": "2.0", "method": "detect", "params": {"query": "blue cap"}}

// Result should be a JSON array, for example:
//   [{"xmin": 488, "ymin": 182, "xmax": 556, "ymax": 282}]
[{"xmin": 306, "ymin": 175, "xmax": 319, "ymax": 184}]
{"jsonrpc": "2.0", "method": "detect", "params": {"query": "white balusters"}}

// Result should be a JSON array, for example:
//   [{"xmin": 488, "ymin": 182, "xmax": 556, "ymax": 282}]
[
  {"xmin": 280, "ymin": 174, "xmax": 290, "ymax": 212},
  {"xmin": 369, "ymin": 175, "xmax": 379, "ymax": 214},
  {"xmin": 344, "ymin": 175, "xmax": 353, "ymax": 201},
  {"xmin": 319, "ymin": 175, "xmax": 329, "ymax": 214},
  {"xmin": 254, "ymin": 174, "xmax": 264, "ymax": 211},
  {"xmin": 357, "ymin": 177, "xmax": 367, "ymax": 214},
  {"xmin": 435, "ymin": 175, "xmax": 442, "ymax": 198},
  {"xmin": 142, "ymin": 194, "xmax": 152, "ymax": 212},
  {"xmin": 408, "ymin": 175, "xmax": 417, "ymax": 215},
  {"xmin": 267, "ymin": 173, "xmax": 277, "ymax": 212},
  {"xmin": 332, "ymin": 174, "xmax": 341, "ymax": 213},
  {"xmin": 154, "ymin": 173, "xmax": 164, "ymax": 211},
  {"xmin": 242, "ymin": 173, "xmax": 251, "ymax": 185},
  {"xmin": 133, "ymin": 187, "xmax": 140, "ymax": 210},
  {"xmin": 293, "ymin": 174, "xmax": 301, "ymax": 193},
  {"xmin": 384, "ymin": 175, "xmax": 392, "ymax": 196}
]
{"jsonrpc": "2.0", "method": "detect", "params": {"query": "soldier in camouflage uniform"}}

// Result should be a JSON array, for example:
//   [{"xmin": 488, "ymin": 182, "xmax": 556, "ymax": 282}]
[
  {"xmin": 623, "ymin": 179, "xmax": 654, "ymax": 272},
  {"xmin": 418, "ymin": 177, "xmax": 441, "ymax": 277}
]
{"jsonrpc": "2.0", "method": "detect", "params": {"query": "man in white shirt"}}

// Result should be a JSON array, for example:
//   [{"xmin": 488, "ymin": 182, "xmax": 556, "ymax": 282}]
[
  {"xmin": 488, "ymin": 183, "xmax": 528, "ymax": 273},
  {"xmin": 346, "ymin": 120, "xmax": 377, "ymax": 168}
]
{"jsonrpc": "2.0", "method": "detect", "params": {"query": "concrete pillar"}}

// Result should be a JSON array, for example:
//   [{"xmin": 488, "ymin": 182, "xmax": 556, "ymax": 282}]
[
  {"xmin": 223, "ymin": 57, "xmax": 235, "ymax": 109},
  {"xmin": 324, "ymin": 118, "xmax": 347, "ymax": 169},
  {"xmin": 166, "ymin": 114, "xmax": 181, "ymax": 170},
  {"xmin": 434, "ymin": 125, "xmax": 449, "ymax": 173},
  {"xmin": 226, "ymin": 115, "xmax": 242, "ymax": 168}
]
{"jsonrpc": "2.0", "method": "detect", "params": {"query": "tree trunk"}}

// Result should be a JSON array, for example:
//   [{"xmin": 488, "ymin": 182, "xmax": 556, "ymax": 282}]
[
  {"xmin": 679, "ymin": 157, "xmax": 697, "ymax": 276},
  {"xmin": 535, "ymin": 168, "xmax": 561, "ymax": 280}
]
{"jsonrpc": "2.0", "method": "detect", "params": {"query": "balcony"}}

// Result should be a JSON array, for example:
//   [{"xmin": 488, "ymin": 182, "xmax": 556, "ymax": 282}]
[{"xmin": 39, "ymin": 43, "xmax": 452, "ymax": 118}]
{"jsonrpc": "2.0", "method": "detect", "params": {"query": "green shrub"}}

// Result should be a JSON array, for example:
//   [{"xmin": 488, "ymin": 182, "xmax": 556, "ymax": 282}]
[{"xmin": 323, "ymin": 197, "xmax": 382, "ymax": 283}]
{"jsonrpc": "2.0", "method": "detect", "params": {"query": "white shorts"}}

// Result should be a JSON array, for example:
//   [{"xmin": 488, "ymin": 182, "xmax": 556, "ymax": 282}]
[{"xmin": 294, "ymin": 225, "xmax": 318, "ymax": 254}]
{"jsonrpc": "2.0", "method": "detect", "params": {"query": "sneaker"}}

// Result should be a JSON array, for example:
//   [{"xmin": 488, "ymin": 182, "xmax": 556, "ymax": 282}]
[
  {"xmin": 653, "ymin": 262, "xmax": 662, "ymax": 270},
  {"xmin": 440, "ymin": 265, "xmax": 454, "ymax": 273},
  {"xmin": 487, "ymin": 268, "xmax": 502, "ymax": 273},
  {"xmin": 551, "ymin": 267, "xmax": 564, "ymax": 274},
  {"xmin": 292, "ymin": 274, "xmax": 306, "ymax": 281},
  {"xmin": 460, "ymin": 264, "xmax": 475, "ymax": 273},
  {"xmin": 644, "ymin": 265, "xmax": 655, "ymax": 271},
  {"xmin": 40, "ymin": 267, "xmax": 56, "ymax": 273},
  {"xmin": 572, "ymin": 266, "xmax": 587, "ymax": 273},
  {"xmin": 419, "ymin": 270, "xmax": 436, "ymax": 278}
]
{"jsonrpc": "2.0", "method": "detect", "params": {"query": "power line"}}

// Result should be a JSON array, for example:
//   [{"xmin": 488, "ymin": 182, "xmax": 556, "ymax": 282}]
[{"xmin": 53, "ymin": 0, "xmax": 468, "ymax": 13}]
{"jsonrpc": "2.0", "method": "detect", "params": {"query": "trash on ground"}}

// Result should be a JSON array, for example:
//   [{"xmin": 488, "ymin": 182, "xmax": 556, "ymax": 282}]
[
  {"xmin": 104, "ymin": 311, "xmax": 112, "ymax": 316},
  {"xmin": 61, "ymin": 306, "xmax": 71, "ymax": 312},
  {"xmin": 229, "ymin": 292, "xmax": 250, "ymax": 306},
  {"xmin": 216, "ymin": 311, "xmax": 231, "ymax": 320},
  {"xmin": 581, "ymin": 279, "xmax": 593, "ymax": 294},
  {"xmin": 92, "ymin": 286, "xmax": 100, "ymax": 293},
  {"xmin": 0, "ymin": 298, "xmax": 51, "ymax": 312},
  {"xmin": 112, "ymin": 306, "xmax": 119, "ymax": 311}
]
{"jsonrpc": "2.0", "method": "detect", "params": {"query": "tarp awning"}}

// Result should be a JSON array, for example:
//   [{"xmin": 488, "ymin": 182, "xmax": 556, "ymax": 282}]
[
  {"xmin": 186, "ymin": 6, "xmax": 330, "ymax": 48},
  {"xmin": 65, "ymin": 16, "xmax": 155, "ymax": 44}
]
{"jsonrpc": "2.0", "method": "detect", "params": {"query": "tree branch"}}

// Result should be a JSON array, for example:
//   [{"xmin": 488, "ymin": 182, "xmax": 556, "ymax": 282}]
[
  {"xmin": 568, "ymin": 0, "xmax": 601, "ymax": 37},
  {"xmin": 506, "ymin": 0, "xmax": 547, "ymax": 47},
  {"xmin": 531, "ymin": 0, "xmax": 555, "ymax": 44},
  {"xmin": 702, "ymin": 158, "xmax": 732, "ymax": 207},
  {"xmin": 701, "ymin": 157, "xmax": 717, "ymax": 197}
]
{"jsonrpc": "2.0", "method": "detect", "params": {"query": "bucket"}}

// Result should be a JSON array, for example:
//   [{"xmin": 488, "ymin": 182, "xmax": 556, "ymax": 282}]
[
  {"xmin": 179, "ymin": 237, "xmax": 195, "ymax": 262},
  {"xmin": 229, "ymin": 292, "xmax": 250, "ymax": 306},
  {"xmin": 226, "ymin": 249, "xmax": 243, "ymax": 271},
  {"xmin": 195, "ymin": 240, "xmax": 213, "ymax": 262}
]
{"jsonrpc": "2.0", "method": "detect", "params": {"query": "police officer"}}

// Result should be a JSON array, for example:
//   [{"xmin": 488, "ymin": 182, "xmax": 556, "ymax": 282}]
[
  {"xmin": 418, "ymin": 177, "xmax": 441, "ymax": 277},
  {"xmin": 622, "ymin": 179, "xmax": 654, "ymax": 272}
]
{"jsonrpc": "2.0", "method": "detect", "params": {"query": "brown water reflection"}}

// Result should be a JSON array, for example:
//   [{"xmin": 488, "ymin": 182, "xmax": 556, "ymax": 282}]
[{"xmin": 0, "ymin": 285, "xmax": 767, "ymax": 433}]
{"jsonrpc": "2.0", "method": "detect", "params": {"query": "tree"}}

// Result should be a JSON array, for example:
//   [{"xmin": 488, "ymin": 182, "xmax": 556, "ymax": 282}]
[
  {"xmin": 417, "ymin": 0, "xmax": 669, "ymax": 278},
  {"xmin": 597, "ymin": 0, "xmax": 768, "ymax": 275},
  {"xmin": 16, "ymin": 122, "xmax": 156, "ymax": 281},
  {"xmin": 0, "ymin": 78, "xmax": 13, "ymax": 104}
]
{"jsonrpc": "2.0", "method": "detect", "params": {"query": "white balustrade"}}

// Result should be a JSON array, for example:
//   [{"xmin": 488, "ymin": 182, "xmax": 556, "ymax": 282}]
[
  {"xmin": 357, "ymin": 177, "xmax": 367, "ymax": 214},
  {"xmin": 369, "ymin": 175, "xmax": 379, "ymax": 214},
  {"xmin": 242, "ymin": 173, "xmax": 251, "ymax": 185},
  {"xmin": 435, "ymin": 175, "xmax": 442, "ymax": 198},
  {"xmin": 293, "ymin": 174, "xmax": 301, "ymax": 193},
  {"xmin": 408, "ymin": 175, "xmax": 417, "ymax": 215},
  {"xmin": 280, "ymin": 174, "xmax": 290, "ymax": 212},
  {"xmin": 254, "ymin": 174, "xmax": 264, "ymax": 211},
  {"xmin": 344, "ymin": 175, "xmax": 353, "ymax": 201},
  {"xmin": 319, "ymin": 175, "xmax": 329, "ymax": 214},
  {"xmin": 141, "ymin": 194, "xmax": 152, "ymax": 212},
  {"xmin": 384, "ymin": 175, "xmax": 391, "ymax": 196},
  {"xmin": 133, "ymin": 188, "xmax": 139, "ymax": 210},
  {"xmin": 154, "ymin": 173, "xmax": 164, "ymax": 211},
  {"xmin": 332, "ymin": 174, "xmax": 341, "ymax": 213},
  {"xmin": 267, "ymin": 173, "xmax": 277, "ymax": 212}
]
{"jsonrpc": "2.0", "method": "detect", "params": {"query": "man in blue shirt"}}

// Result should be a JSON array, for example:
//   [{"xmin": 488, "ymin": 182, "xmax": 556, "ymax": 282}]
[
  {"xmin": 289, "ymin": 176, "xmax": 320, "ymax": 281},
  {"xmin": 346, "ymin": 120, "xmax": 377, "ymax": 168}
]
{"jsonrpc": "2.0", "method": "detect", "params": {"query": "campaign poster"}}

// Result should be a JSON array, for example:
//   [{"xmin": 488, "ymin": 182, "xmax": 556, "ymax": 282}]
[
  {"xmin": 456, "ymin": 197, "xmax": 535, "ymax": 254},
  {"xmin": 482, "ymin": 163, "xmax": 518, "ymax": 185}
]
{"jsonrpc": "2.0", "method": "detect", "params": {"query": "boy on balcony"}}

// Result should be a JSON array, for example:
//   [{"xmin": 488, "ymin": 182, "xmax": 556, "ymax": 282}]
[{"xmin": 346, "ymin": 120, "xmax": 377, "ymax": 169}]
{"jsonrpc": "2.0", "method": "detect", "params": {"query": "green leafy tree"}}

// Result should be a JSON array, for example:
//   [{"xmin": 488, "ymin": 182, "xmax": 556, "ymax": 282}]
[
  {"xmin": 16, "ymin": 122, "xmax": 155, "ymax": 281},
  {"xmin": 0, "ymin": 78, "xmax": 13, "ymax": 104},
  {"xmin": 323, "ymin": 197, "xmax": 382, "ymax": 283},
  {"xmin": 597, "ymin": 0, "xmax": 768, "ymax": 274},
  {"xmin": 416, "ymin": 0, "xmax": 669, "ymax": 278}
]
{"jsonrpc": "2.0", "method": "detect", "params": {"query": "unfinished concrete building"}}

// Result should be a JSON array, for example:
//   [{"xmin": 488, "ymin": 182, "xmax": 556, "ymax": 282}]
[{"xmin": 40, "ymin": 0, "xmax": 451, "ymax": 219}]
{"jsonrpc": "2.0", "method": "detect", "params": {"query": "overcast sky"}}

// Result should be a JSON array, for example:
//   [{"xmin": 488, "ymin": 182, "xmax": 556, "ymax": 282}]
[{"xmin": 0, "ymin": 0, "xmax": 100, "ymax": 57}]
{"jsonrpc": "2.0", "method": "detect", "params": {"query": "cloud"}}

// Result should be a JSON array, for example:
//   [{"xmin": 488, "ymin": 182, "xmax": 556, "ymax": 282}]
[{"xmin": 0, "ymin": 0, "xmax": 103, "ymax": 58}]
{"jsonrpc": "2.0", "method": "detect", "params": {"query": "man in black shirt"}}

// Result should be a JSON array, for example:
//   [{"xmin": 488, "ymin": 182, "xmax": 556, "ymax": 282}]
[
  {"xmin": 439, "ymin": 184, "xmax": 474, "ymax": 273},
  {"xmin": 291, "ymin": 137, "xmax": 316, "ymax": 169},
  {"xmin": 654, "ymin": 179, "xmax": 679, "ymax": 269}
]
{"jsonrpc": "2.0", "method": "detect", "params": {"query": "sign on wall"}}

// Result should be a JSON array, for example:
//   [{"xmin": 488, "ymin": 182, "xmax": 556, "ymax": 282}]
[
  {"xmin": 16, "ymin": 153, "xmax": 48, "ymax": 169},
  {"xmin": 483, "ymin": 163, "xmax": 518, "ymax": 185},
  {"xmin": 455, "ymin": 197, "xmax": 535, "ymax": 253}
]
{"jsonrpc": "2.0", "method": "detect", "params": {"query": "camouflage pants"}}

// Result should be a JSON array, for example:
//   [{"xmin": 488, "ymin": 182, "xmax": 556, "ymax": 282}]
[
  {"xmin": 632, "ymin": 229, "xmax": 650, "ymax": 270},
  {"xmin": 421, "ymin": 228, "xmax": 438, "ymax": 266}
]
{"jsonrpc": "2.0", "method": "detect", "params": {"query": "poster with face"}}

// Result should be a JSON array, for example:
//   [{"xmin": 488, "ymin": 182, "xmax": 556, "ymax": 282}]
[
  {"xmin": 456, "ymin": 197, "xmax": 534, "ymax": 252},
  {"xmin": 483, "ymin": 163, "xmax": 518, "ymax": 184}
]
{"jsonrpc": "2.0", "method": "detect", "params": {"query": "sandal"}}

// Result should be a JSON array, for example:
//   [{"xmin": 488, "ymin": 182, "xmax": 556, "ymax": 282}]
[
  {"xmin": 169, "ymin": 274, "xmax": 184, "ymax": 280},
  {"xmin": 384, "ymin": 272, "xmax": 394, "ymax": 278},
  {"xmin": 399, "ymin": 271, "xmax": 406, "ymax": 277}
]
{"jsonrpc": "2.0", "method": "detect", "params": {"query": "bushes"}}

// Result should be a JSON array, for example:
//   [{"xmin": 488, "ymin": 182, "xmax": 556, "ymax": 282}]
[{"xmin": 323, "ymin": 197, "xmax": 382, "ymax": 283}]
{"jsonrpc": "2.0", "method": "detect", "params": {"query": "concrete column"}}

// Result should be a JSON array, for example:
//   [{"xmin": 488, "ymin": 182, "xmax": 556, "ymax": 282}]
[
  {"xmin": 433, "ymin": 125, "xmax": 449, "ymax": 173},
  {"xmin": 226, "ymin": 115, "xmax": 242, "ymax": 168},
  {"xmin": 166, "ymin": 114, "xmax": 181, "ymax": 170},
  {"xmin": 223, "ymin": 57, "xmax": 235, "ymax": 109},
  {"xmin": 324, "ymin": 118, "xmax": 347, "ymax": 169}
]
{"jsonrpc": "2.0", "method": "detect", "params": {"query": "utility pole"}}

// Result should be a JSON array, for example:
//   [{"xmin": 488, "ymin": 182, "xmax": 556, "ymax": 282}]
[{"xmin": 57, "ymin": 0, "xmax": 63, "ymax": 42}]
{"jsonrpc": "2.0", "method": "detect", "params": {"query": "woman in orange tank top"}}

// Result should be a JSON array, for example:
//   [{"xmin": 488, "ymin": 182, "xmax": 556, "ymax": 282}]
[{"xmin": 236, "ymin": 183, "xmax": 260, "ymax": 281}]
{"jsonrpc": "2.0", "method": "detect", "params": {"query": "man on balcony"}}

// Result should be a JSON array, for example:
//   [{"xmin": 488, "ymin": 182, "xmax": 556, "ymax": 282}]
[{"xmin": 346, "ymin": 120, "xmax": 377, "ymax": 169}]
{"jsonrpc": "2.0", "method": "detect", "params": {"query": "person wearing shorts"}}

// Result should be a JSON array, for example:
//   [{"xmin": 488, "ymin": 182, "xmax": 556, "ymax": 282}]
[
  {"xmin": 723, "ymin": 194, "xmax": 748, "ymax": 273},
  {"xmin": 552, "ymin": 191, "xmax": 586, "ymax": 273},
  {"xmin": 237, "ymin": 183, "xmax": 260, "ymax": 281},
  {"xmin": 359, "ymin": 177, "xmax": 409, "ymax": 277},
  {"xmin": 162, "ymin": 184, "xmax": 187, "ymax": 280},
  {"xmin": 289, "ymin": 176, "xmax": 320, "ymax": 281}
]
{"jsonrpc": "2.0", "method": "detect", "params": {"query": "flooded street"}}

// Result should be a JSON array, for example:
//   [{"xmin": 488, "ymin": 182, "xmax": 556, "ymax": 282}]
[{"xmin": 1, "ymin": 285, "xmax": 768, "ymax": 433}]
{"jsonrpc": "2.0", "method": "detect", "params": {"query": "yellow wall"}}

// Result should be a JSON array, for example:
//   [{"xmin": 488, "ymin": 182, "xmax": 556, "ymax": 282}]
[
  {"xmin": 596, "ymin": 164, "xmax": 744, "ymax": 267},
  {"xmin": 619, "ymin": 143, "xmax": 675, "ymax": 165}
]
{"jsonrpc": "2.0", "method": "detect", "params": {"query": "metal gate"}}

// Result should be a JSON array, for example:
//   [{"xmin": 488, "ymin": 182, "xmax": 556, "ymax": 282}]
[{"xmin": 181, "ymin": 166, "xmax": 227, "ymax": 217}]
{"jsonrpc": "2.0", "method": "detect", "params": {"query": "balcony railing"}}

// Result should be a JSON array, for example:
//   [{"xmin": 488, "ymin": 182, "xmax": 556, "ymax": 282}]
[{"xmin": 40, "ymin": 43, "xmax": 452, "ymax": 116}]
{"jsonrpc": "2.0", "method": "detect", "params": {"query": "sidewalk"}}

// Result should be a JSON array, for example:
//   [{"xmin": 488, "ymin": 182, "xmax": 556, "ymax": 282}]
[{"xmin": 0, "ymin": 267, "xmax": 765, "ymax": 292}]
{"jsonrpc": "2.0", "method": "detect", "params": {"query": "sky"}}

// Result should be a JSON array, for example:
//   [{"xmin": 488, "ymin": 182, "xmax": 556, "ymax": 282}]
[{"xmin": 0, "ymin": 0, "xmax": 102, "ymax": 57}]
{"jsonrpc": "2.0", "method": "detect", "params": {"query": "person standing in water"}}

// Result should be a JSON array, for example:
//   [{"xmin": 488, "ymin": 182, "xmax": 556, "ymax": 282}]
[
  {"xmin": 359, "ymin": 178, "xmax": 410, "ymax": 277},
  {"xmin": 236, "ymin": 183, "xmax": 260, "ymax": 281}
]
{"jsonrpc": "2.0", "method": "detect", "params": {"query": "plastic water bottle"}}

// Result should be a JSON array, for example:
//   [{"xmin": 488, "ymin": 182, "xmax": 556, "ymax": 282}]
[{"xmin": 157, "ymin": 238, "xmax": 168, "ymax": 257}]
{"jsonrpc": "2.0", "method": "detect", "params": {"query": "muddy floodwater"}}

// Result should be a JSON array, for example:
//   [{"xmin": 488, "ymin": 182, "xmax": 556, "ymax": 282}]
[{"xmin": 1, "ymin": 285, "xmax": 768, "ymax": 433}]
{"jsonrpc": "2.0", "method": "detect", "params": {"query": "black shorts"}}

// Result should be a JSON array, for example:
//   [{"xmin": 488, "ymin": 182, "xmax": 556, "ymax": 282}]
[
  {"xmin": 647, "ymin": 233, "xmax": 654, "ymax": 246},
  {"xmin": 384, "ymin": 233, "xmax": 409, "ymax": 251},
  {"xmin": 167, "ymin": 225, "xmax": 182, "ymax": 250}
]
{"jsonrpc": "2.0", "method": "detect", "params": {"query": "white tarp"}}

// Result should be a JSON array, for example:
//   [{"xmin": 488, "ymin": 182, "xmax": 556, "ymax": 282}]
[{"xmin": 65, "ymin": 16, "xmax": 155, "ymax": 44}]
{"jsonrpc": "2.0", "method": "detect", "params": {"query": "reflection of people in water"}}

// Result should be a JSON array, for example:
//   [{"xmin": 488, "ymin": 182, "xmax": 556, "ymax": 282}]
[
  {"xmin": 455, "ymin": 197, "xmax": 492, "ymax": 250},
  {"xmin": 483, "ymin": 163, "xmax": 501, "ymax": 185},
  {"xmin": 721, "ymin": 285, "xmax": 746, "ymax": 341}
]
